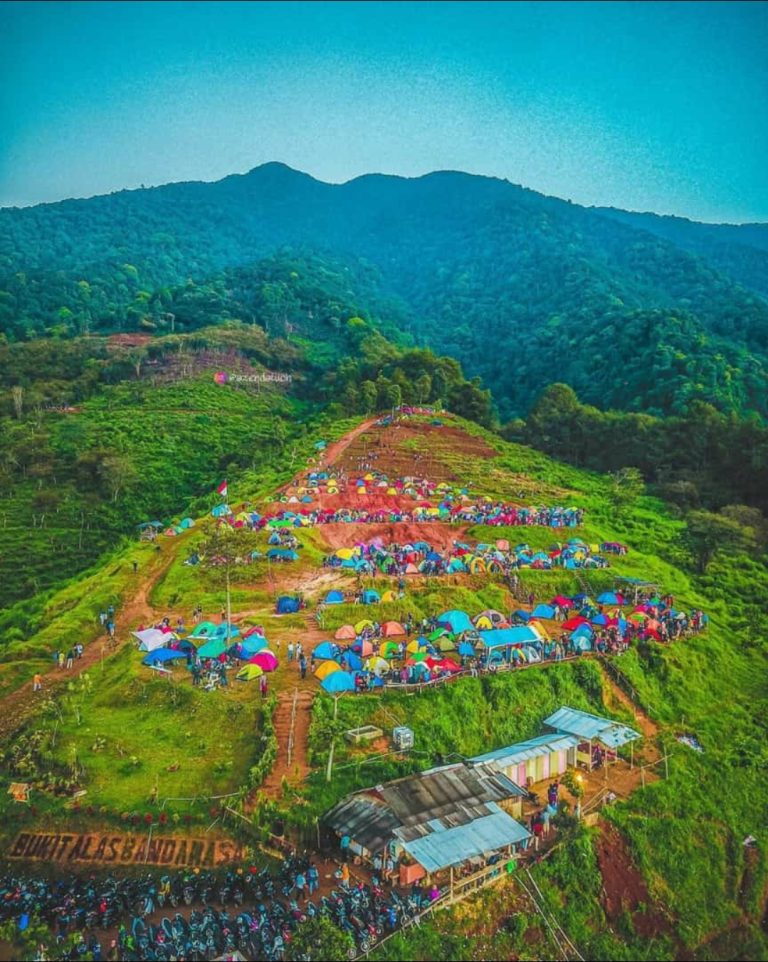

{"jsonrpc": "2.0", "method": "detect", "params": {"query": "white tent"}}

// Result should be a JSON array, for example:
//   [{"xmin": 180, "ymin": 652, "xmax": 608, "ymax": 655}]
[{"xmin": 132, "ymin": 628, "xmax": 175, "ymax": 652}]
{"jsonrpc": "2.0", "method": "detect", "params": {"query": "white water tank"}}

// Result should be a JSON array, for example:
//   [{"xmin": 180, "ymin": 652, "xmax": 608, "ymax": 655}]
[{"xmin": 393, "ymin": 726, "xmax": 414, "ymax": 751}]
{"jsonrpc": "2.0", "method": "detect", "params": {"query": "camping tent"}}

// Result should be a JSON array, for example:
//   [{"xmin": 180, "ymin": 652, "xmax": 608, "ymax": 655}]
[
  {"xmin": 381, "ymin": 621, "xmax": 406, "ymax": 637},
  {"xmin": 250, "ymin": 650, "xmax": 278, "ymax": 672},
  {"xmin": 313, "ymin": 641, "xmax": 339, "ymax": 660},
  {"xmin": 276, "ymin": 596, "xmax": 301, "ymax": 614},
  {"xmin": 315, "ymin": 661, "xmax": 341, "ymax": 681},
  {"xmin": 236, "ymin": 664, "xmax": 264, "ymax": 682},
  {"xmin": 335, "ymin": 625, "xmax": 356, "ymax": 641},
  {"xmin": 532, "ymin": 604, "xmax": 556, "ymax": 620},
  {"xmin": 324, "ymin": 590, "xmax": 345, "ymax": 605},
  {"xmin": 437, "ymin": 610, "xmax": 474, "ymax": 634},
  {"xmin": 198, "ymin": 638, "xmax": 227, "ymax": 659},
  {"xmin": 361, "ymin": 590, "xmax": 380, "ymax": 604},
  {"xmin": 321, "ymin": 672, "xmax": 356, "ymax": 694},
  {"xmin": 190, "ymin": 621, "xmax": 217, "ymax": 638}
]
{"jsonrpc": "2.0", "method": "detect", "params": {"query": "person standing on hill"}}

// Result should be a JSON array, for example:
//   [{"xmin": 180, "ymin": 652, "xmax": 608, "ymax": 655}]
[
  {"xmin": 32, "ymin": 673, "xmax": 42, "ymax": 692},
  {"xmin": 299, "ymin": 654, "xmax": 307, "ymax": 680},
  {"xmin": 65, "ymin": 649, "xmax": 74, "ymax": 670}
]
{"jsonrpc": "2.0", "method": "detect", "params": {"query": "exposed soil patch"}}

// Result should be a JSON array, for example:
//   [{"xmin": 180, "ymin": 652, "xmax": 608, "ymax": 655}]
[
  {"xmin": 318, "ymin": 521, "xmax": 471, "ymax": 552},
  {"xmin": 595, "ymin": 820, "xmax": 670, "ymax": 939}
]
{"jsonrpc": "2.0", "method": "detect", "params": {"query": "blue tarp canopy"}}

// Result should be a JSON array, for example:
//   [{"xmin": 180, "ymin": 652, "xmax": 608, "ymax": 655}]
[
  {"xmin": 325, "ymin": 590, "xmax": 344, "ymax": 604},
  {"xmin": 544, "ymin": 706, "xmax": 641, "ymax": 748},
  {"xmin": 478, "ymin": 626, "xmax": 541, "ymax": 649},
  {"xmin": 142, "ymin": 648, "xmax": 187, "ymax": 665},
  {"xmin": 397, "ymin": 802, "xmax": 531, "ymax": 872}
]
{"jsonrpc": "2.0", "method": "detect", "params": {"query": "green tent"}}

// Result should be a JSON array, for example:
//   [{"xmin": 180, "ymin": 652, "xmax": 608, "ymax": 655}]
[
  {"xmin": 236, "ymin": 664, "xmax": 264, "ymax": 681},
  {"xmin": 198, "ymin": 638, "xmax": 226, "ymax": 659}
]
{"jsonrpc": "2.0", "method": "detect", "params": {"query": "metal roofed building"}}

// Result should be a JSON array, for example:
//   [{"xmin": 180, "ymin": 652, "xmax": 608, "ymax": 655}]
[
  {"xmin": 322, "ymin": 761, "xmax": 530, "ymax": 878},
  {"xmin": 395, "ymin": 801, "xmax": 531, "ymax": 874},
  {"xmin": 543, "ymin": 706, "xmax": 641, "ymax": 769},
  {"xmin": 470, "ymin": 732, "xmax": 580, "ymax": 786}
]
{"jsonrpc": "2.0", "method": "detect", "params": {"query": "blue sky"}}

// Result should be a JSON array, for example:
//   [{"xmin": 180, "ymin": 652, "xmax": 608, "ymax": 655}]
[{"xmin": 1, "ymin": 0, "xmax": 766, "ymax": 221}]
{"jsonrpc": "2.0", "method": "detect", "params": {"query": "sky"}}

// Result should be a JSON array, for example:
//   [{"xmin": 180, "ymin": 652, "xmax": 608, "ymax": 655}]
[{"xmin": 1, "ymin": 1, "xmax": 766, "ymax": 222}]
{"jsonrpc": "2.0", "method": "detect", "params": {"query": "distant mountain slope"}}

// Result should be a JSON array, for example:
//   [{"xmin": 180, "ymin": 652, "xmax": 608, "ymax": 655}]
[
  {"xmin": 594, "ymin": 206, "xmax": 768, "ymax": 297},
  {"xmin": 2, "ymin": 163, "xmax": 767, "ymax": 418}
]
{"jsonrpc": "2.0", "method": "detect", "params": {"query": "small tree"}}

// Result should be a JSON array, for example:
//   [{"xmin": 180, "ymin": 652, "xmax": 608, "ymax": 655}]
[
  {"xmin": 680, "ymin": 510, "xmax": 752, "ymax": 574},
  {"xmin": 286, "ymin": 916, "xmax": 354, "ymax": 961},
  {"xmin": 609, "ymin": 467, "xmax": 644, "ymax": 508}
]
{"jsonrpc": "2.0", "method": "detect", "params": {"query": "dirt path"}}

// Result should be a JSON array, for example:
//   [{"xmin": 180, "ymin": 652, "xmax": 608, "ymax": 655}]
[
  {"xmin": 253, "ymin": 688, "xmax": 315, "ymax": 803},
  {"xmin": 0, "ymin": 541, "xmax": 180, "ymax": 741},
  {"xmin": 599, "ymin": 661, "xmax": 660, "ymax": 751},
  {"xmin": 315, "ymin": 417, "xmax": 379, "ymax": 472}
]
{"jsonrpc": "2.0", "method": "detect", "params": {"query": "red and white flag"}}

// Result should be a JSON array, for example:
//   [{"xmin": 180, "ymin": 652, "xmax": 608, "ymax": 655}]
[{"xmin": 217, "ymin": 480, "xmax": 228, "ymax": 498}]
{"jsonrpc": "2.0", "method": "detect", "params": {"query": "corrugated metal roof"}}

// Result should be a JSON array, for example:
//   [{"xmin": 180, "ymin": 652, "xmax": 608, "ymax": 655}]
[
  {"xmin": 323, "ymin": 794, "xmax": 401, "ymax": 853},
  {"xmin": 380, "ymin": 762, "xmax": 525, "ymax": 827},
  {"xmin": 470, "ymin": 733, "xmax": 580, "ymax": 767},
  {"xmin": 322, "ymin": 762, "xmax": 525, "ymax": 854},
  {"xmin": 544, "ymin": 706, "xmax": 640, "ymax": 748},
  {"xmin": 397, "ymin": 805, "xmax": 531, "ymax": 872}
]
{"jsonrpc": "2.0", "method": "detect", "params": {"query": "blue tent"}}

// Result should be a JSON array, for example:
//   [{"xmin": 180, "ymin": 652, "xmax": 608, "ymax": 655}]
[
  {"xmin": 457, "ymin": 641, "xmax": 475, "ymax": 656},
  {"xmin": 268, "ymin": 548, "xmax": 299, "ymax": 561},
  {"xmin": 238, "ymin": 636, "xmax": 269, "ymax": 656},
  {"xmin": 212, "ymin": 622, "xmax": 240, "ymax": 640},
  {"xmin": 313, "ymin": 641, "xmax": 339, "ymax": 660},
  {"xmin": 325, "ymin": 590, "xmax": 344, "ymax": 605},
  {"xmin": 532, "ymin": 603, "xmax": 556, "ymax": 619},
  {"xmin": 211, "ymin": 504, "xmax": 231, "ymax": 518},
  {"xmin": 342, "ymin": 651, "xmax": 363, "ymax": 671},
  {"xmin": 142, "ymin": 648, "xmax": 187, "ymax": 666},
  {"xmin": 437, "ymin": 610, "xmax": 474, "ymax": 634},
  {"xmin": 361, "ymin": 590, "xmax": 380, "ymax": 604},
  {"xmin": 268, "ymin": 532, "xmax": 282, "ymax": 544},
  {"xmin": 276, "ymin": 596, "xmax": 300, "ymax": 614},
  {"xmin": 572, "ymin": 635, "xmax": 593, "ymax": 652},
  {"xmin": 592, "ymin": 613, "xmax": 609, "ymax": 626},
  {"xmin": 321, "ymin": 672, "xmax": 356, "ymax": 693},
  {"xmin": 571, "ymin": 623, "xmax": 594, "ymax": 639},
  {"xmin": 513, "ymin": 609, "xmax": 531, "ymax": 622},
  {"xmin": 597, "ymin": 592, "xmax": 622, "ymax": 605}
]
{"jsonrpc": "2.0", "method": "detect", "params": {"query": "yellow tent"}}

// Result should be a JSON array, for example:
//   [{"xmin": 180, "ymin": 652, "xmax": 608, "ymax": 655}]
[
  {"xmin": 381, "ymin": 590, "xmax": 396, "ymax": 602},
  {"xmin": 474, "ymin": 615, "xmax": 493, "ymax": 630},
  {"xmin": 364, "ymin": 473, "xmax": 375, "ymax": 481},
  {"xmin": 335, "ymin": 547, "xmax": 357, "ymax": 560},
  {"xmin": 366, "ymin": 656, "xmax": 389, "ymax": 673},
  {"xmin": 406, "ymin": 640, "xmax": 422, "ymax": 653},
  {"xmin": 236, "ymin": 664, "xmax": 264, "ymax": 682},
  {"xmin": 315, "ymin": 661, "xmax": 341, "ymax": 681},
  {"xmin": 386, "ymin": 487, "xmax": 397, "ymax": 495},
  {"xmin": 357, "ymin": 488, "xmax": 368, "ymax": 495},
  {"xmin": 354, "ymin": 619, "xmax": 374, "ymax": 634},
  {"xmin": 469, "ymin": 557, "xmax": 487, "ymax": 574}
]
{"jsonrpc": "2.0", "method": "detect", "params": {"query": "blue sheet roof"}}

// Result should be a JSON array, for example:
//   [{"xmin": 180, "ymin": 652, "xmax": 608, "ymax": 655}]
[
  {"xmin": 397, "ymin": 803, "xmax": 531, "ymax": 872},
  {"xmin": 477, "ymin": 626, "xmax": 541, "ymax": 648},
  {"xmin": 470, "ymin": 733, "xmax": 580, "ymax": 768},
  {"xmin": 544, "ymin": 706, "xmax": 641, "ymax": 748}
]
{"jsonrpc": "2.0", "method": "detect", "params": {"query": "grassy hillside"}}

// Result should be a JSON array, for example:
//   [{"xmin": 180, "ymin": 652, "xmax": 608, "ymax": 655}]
[{"xmin": 0, "ymin": 407, "xmax": 765, "ymax": 961}]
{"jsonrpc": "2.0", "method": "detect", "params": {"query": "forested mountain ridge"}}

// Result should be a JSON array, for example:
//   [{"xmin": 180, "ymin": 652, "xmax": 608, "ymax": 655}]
[{"xmin": 2, "ymin": 163, "xmax": 768, "ymax": 419}]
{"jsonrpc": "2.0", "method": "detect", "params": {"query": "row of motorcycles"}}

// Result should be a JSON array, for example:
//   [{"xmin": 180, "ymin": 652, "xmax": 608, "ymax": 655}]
[{"xmin": 1, "ymin": 855, "xmax": 427, "ymax": 961}]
